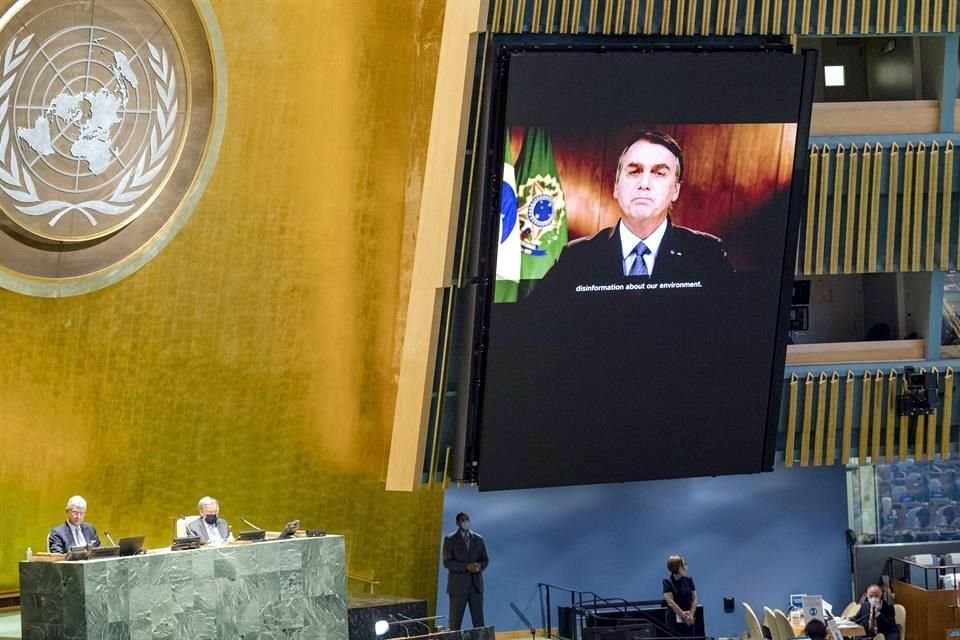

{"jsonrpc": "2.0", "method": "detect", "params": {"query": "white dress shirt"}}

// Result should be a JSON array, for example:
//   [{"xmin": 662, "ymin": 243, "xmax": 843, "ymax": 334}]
[
  {"xmin": 619, "ymin": 218, "xmax": 668, "ymax": 276},
  {"xmin": 73, "ymin": 525, "xmax": 86, "ymax": 546},
  {"xmin": 204, "ymin": 521, "xmax": 224, "ymax": 545}
]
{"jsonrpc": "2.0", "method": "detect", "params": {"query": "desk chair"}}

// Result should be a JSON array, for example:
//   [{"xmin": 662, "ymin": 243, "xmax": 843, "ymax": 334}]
[
  {"xmin": 175, "ymin": 515, "xmax": 200, "ymax": 538},
  {"xmin": 743, "ymin": 602, "xmax": 765, "ymax": 640},
  {"xmin": 773, "ymin": 609, "xmax": 796, "ymax": 640},
  {"xmin": 840, "ymin": 602, "xmax": 860, "ymax": 618},
  {"xmin": 763, "ymin": 606, "xmax": 781, "ymax": 640},
  {"xmin": 894, "ymin": 603, "xmax": 906, "ymax": 640}
]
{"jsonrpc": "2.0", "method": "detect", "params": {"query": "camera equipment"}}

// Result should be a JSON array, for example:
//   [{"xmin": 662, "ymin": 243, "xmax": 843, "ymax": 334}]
[{"xmin": 896, "ymin": 367, "xmax": 939, "ymax": 416}]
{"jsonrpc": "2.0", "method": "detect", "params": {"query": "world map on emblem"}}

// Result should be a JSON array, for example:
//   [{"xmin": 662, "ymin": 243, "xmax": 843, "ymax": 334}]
[
  {"xmin": 0, "ymin": 0, "xmax": 222, "ymax": 295},
  {"xmin": 0, "ymin": 3, "xmax": 186, "ymax": 242}
]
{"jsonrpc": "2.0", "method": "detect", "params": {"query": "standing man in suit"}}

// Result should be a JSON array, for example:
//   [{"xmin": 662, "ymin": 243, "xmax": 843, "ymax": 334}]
[
  {"xmin": 443, "ymin": 512, "xmax": 489, "ymax": 630},
  {"xmin": 851, "ymin": 584, "xmax": 899, "ymax": 640},
  {"xmin": 533, "ymin": 130, "xmax": 732, "ymax": 297},
  {"xmin": 48, "ymin": 495, "xmax": 101, "ymax": 553},
  {"xmin": 185, "ymin": 496, "xmax": 232, "ymax": 545}
]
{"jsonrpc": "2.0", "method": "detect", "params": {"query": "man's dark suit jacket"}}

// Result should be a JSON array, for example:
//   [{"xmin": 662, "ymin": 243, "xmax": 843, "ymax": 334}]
[
  {"xmin": 443, "ymin": 530, "xmax": 489, "ymax": 595},
  {"xmin": 185, "ymin": 517, "xmax": 230, "ymax": 543},
  {"xmin": 48, "ymin": 521, "xmax": 101, "ymax": 553},
  {"xmin": 532, "ymin": 218, "xmax": 732, "ymax": 298},
  {"xmin": 853, "ymin": 601, "xmax": 899, "ymax": 639}
]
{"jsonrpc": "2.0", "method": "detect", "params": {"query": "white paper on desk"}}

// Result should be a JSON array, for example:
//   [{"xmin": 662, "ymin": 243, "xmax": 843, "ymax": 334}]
[{"xmin": 827, "ymin": 618, "xmax": 843, "ymax": 640}]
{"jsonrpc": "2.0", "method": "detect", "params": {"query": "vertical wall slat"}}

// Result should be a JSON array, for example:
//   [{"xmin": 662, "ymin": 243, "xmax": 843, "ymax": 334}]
[
  {"xmin": 845, "ymin": 144, "xmax": 859, "ymax": 273},
  {"xmin": 661, "ymin": 0, "xmax": 673, "ymax": 33},
  {"xmin": 831, "ymin": 145, "xmax": 846, "ymax": 273},
  {"xmin": 826, "ymin": 373, "xmax": 838, "ymax": 465},
  {"xmin": 801, "ymin": 0, "xmax": 812, "ymax": 33},
  {"xmin": 902, "ymin": 143, "xmax": 915, "ymax": 270},
  {"xmin": 804, "ymin": 145, "xmax": 819, "ymax": 273},
  {"xmin": 946, "ymin": 142, "xmax": 955, "ymax": 268},
  {"xmin": 814, "ymin": 372, "xmax": 828, "ymax": 465},
  {"xmin": 858, "ymin": 145, "xmax": 871, "ymax": 272},
  {"xmin": 884, "ymin": 368, "xmax": 896, "ymax": 460},
  {"xmin": 912, "ymin": 142, "xmax": 925, "ymax": 271},
  {"xmin": 869, "ymin": 143, "xmax": 882, "ymax": 271},
  {"xmin": 686, "ymin": 0, "xmax": 698, "ymax": 33},
  {"xmin": 832, "ymin": 0, "xmax": 843, "ymax": 34},
  {"xmin": 927, "ymin": 142, "xmax": 939, "ymax": 270},
  {"xmin": 786, "ymin": 373, "xmax": 799, "ymax": 467},
  {"xmin": 727, "ymin": 0, "xmax": 739, "ymax": 34},
  {"xmin": 801, "ymin": 372, "xmax": 815, "ymax": 466},
  {"xmin": 886, "ymin": 143, "xmax": 900, "ymax": 271},
  {"xmin": 859, "ymin": 371, "xmax": 873, "ymax": 462},
  {"xmin": 871, "ymin": 370, "xmax": 883, "ymax": 460},
  {"xmin": 818, "ymin": 146, "xmax": 831, "ymax": 274},
  {"xmin": 842, "ymin": 371, "xmax": 855, "ymax": 463},
  {"xmin": 629, "ymin": 0, "xmax": 640, "ymax": 33}
]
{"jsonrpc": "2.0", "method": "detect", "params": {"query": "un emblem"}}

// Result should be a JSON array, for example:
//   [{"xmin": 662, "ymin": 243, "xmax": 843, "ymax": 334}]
[{"xmin": 0, "ymin": 0, "xmax": 226, "ymax": 296}]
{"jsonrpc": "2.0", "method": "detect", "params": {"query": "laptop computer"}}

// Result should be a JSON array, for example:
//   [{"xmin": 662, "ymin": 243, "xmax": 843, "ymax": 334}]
[{"xmin": 118, "ymin": 536, "xmax": 145, "ymax": 556}]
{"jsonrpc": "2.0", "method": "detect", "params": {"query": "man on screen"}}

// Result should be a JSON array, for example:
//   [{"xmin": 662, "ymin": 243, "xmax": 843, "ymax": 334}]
[{"xmin": 534, "ymin": 130, "xmax": 732, "ymax": 295}]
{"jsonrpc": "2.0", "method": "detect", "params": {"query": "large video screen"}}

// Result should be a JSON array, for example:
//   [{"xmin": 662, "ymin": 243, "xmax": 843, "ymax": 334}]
[{"xmin": 477, "ymin": 48, "xmax": 813, "ymax": 490}]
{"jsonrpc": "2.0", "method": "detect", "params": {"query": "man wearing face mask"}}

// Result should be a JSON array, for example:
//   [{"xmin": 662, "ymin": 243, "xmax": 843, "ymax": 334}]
[
  {"xmin": 851, "ymin": 585, "xmax": 898, "ymax": 640},
  {"xmin": 443, "ymin": 512, "xmax": 489, "ymax": 630},
  {"xmin": 185, "ymin": 496, "xmax": 233, "ymax": 545}
]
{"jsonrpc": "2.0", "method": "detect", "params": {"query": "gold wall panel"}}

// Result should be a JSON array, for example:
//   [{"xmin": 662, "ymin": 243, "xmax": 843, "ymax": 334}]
[{"xmin": 0, "ymin": 0, "xmax": 447, "ymax": 597}]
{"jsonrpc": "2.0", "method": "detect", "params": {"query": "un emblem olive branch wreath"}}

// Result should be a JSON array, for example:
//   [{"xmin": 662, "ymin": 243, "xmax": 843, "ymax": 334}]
[{"xmin": 0, "ymin": 35, "xmax": 177, "ymax": 228}]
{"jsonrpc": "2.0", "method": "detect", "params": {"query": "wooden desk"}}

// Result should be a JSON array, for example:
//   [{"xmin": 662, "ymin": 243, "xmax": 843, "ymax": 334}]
[{"xmin": 790, "ymin": 619, "xmax": 865, "ymax": 637}]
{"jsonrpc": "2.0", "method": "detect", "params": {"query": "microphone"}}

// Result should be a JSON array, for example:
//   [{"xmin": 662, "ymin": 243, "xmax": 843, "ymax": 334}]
[
  {"xmin": 510, "ymin": 602, "xmax": 536, "ymax": 639},
  {"xmin": 239, "ymin": 516, "xmax": 263, "ymax": 530},
  {"xmin": 395, "ymin": 613, "xmax": 430, "ymax": 635},
  {"xmin": 388, "ymin": 615, "xmax": 411, "ymax": 638},
  {"xmin": 103, "ymin": 530, "xmax": 117, "ymax": 546}
]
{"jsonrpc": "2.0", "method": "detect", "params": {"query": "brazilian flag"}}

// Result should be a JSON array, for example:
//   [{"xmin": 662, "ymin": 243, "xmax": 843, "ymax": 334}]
[
  {"xmin": 494, "ymin": 130, "xmax": 520, "ymax": 303},
  {"xmin": 514, "ymin": 127, "xmax": 568, "ymax": 299}
]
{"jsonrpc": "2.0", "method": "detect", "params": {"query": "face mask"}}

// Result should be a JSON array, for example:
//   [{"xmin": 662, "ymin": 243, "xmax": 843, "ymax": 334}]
[
  {"xmin": 460, "ymin": 521, "xmax": 470, "ymax": 531},
  {"xmin": 869, "ymin": 597, "xmax": 881, "ymax": 607},
  {"xmin": 204, "ymin": 514, "xmax": 218, "ymax": 525}
]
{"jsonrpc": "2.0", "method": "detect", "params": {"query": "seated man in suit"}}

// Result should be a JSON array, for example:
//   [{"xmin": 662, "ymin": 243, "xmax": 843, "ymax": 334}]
[
  {"xmin": 185, "ymin": 496, "xmax": 232, "ymax": 545},
  {"xmin": 533, "ymin": 130, "xmax": 732, "ymax": 298},
  {"xmin": 851, "ymin": 584, "xmax": 899, "ymax": 640},
  {"xmin": 443, "ymin": 512, "xmax": 489, "ymax": 630},
  {"xmin": 48, "ymin": 495, "xmax": 101, "ymax": 553}
]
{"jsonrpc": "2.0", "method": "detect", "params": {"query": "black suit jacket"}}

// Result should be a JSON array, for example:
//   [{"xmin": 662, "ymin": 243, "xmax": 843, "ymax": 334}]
[
  {"xmin": 853, "ymin": 601, "xmax": 898, "ymax": 637},
  {"xmin": 531, "ymin": 219, "xmax": 732, "ymax": 299},
  {"xmin": 443, "ymin": 530, "xmax": 489, "ymax": 595},
  {"xmin": 48, "ymin": 521, "xmax": 101, "ymax": 553}
]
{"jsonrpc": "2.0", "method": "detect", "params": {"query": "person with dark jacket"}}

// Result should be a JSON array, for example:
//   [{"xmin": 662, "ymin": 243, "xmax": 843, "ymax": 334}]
[
  {"xmin": 851, "ymin": 585, "xmax": 899, "ymax": 640},
  {"xmin": 443, "ymin": 512, "xmax": 489, "ymax": 630}
]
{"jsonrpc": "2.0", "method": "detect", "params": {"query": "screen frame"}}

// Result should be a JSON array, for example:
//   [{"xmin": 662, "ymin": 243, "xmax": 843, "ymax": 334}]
[{"xmin": 467, "ymin": 35, "xmax": 818, "ymax": 489}]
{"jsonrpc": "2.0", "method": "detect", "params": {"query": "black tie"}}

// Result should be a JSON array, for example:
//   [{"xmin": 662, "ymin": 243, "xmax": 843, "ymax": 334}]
[{"xmin": 463, "ymin": 532, "xmax": 471, "ymax": 552}]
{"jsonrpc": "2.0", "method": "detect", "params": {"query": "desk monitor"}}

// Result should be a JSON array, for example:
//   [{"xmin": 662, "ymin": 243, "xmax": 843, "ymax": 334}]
[
  {"xmin": 171, "ymin": 536, "xmax": 201, "ymax": 551},
  {"xmin": 237, "ymin": 530, "xmax": 266, "ymax": 542},
  {"xmin": 118, "ymin": 536, "xmax": 145, "ymax": 556},
  {"xmin": 87, "ymin": 545, "xmax": 120, "ymax": 559},
  {"xmin": 64, "ymin": 546, "xmax": 88, "ymax": 561}
]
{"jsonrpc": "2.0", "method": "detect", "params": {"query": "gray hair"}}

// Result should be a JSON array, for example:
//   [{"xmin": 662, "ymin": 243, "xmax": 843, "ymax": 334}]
[
  {"xmin": 197, "ymin": 496, "xmax": 219, "ymax": 512},
  {"xmin": 66, "ymin": 495, "xmax": 87, "ymax": 510}
]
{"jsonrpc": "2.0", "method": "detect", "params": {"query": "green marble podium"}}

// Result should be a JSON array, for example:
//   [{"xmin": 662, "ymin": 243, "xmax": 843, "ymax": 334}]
[{"xmin": 19, "ymin": 535, "xmax": 347, "ymax": 640}]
